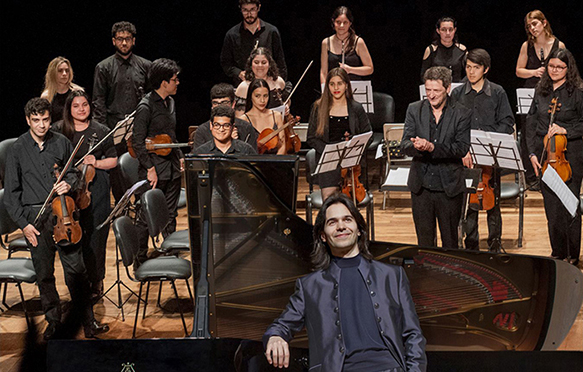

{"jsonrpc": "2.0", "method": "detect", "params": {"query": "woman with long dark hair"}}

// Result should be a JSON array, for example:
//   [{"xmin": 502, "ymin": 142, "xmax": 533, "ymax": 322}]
[
  {"xmin": 239, "ymin": 78, "xmax": 286, "ymax": 154},
  {"xmin": 52, "ymin": 90, "xmax": 118, "ymax": 298},
  {"xmin": 319, "ymin": 6, "xmax": 374, "ymax": 84},
  {"xmin": 307, "ymin": 67, "xmax": 371, "ymax": 201},
  {"xmin": 526, "ymin": 48, "xmax": 583, "ymax": 265},
  {"xmin": 420, "ymin": 16, "xmax": 466, "ymax": 82}
]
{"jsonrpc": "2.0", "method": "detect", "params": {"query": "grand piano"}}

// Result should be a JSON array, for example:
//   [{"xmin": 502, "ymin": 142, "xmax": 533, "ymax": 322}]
[{"xmin": 184, "ymin": 154, "xmax": 583, "ymax": 352}]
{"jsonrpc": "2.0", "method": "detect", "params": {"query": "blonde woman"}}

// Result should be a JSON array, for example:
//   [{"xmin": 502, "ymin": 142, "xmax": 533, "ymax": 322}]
[{"xmin": 41, "ymin": 56, "xmax": 84, "ymax": 122}]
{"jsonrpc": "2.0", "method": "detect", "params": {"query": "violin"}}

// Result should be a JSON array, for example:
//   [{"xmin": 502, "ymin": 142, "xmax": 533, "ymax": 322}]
[
  {"xmin": 340, "ymin": 133, "xmax": 366, "ymax": 204},
  {"xmin": 283, "ymin": 113, "xmax": 302, "ymax": 154},
  {"xmin": 541, "ymin": 97, "xmax": 572, "ymax": 182},
  {"xmin": 127, "ymin": 134, "xmax": 191, "ymax": 158},
  {"xmin": 257, "ymin": 116, "xmax": 301, "ymax": 154},
  {"xmin": 469, "ymin": 166, "xmax": 496, "ymax": 211},
  {"xmin": 75, "ymin": 134, "xmax": 98, "ymax": 210},
  {"xmin": 51, "ymin": 164, "xmax": 82, "ymax": 246}
]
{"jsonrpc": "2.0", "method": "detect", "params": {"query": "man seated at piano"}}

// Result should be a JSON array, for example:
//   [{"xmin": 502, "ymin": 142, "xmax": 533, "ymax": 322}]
[
  {"xmin": 263, "ymin": 194, "xmax": 426, "ymax": 372},
  {"xmin": 194, "ymin": 105, "xmax": 257, "ymax": 156}
]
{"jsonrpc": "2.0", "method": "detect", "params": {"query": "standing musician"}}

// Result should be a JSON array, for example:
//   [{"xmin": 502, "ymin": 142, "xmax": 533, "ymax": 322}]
[
  {"xmin": 527, "ymin": 48, "xmax": 583, "ymax": 266},
  {"xmin": 307, "ymin": 67, "xmax": 372, "ymax": 202},
  {"xmin": 93, "ymin": 21, "xmax": 151, "ymax": 202},
  {"xmin": 515, "ymin": 10, "xmax": 565, "ymax": 192},
  {"xmin": 40, "ymin": 56, "xmax": 84, "ymax": 123},
  {"xmin": 451, "ymin": 49, "xmax": 514, "ymax": 252},
  {"xmin": 194, "ymin": 106, "xmax": 257, "ymax": 156},
  {"xmin": 52, "ymin": 90, "xmax": 118, "ymax": 300},
  {"xmin": 234, "ymin": 47, "xmax": 290, "ymax": 117},
  {"xmin": 319, "ymin": 6, "xmax": 374, "ymax": 84},
  {"xmin": 193, "ymin": 83, "xmax": 257, "ymax": 150},
  {"xmin": 3, "ymin": 98, "xmax": 108, "ymax": 339},
  {"xmin": 238, "ymin": 78, "xmax": 286, "ymax": 155},
  {"xmin": 264, "ymin": 194, "xmax": 426, "ymax": 372},
  {"xmin": 132, "ymin": 58, "xmax": 184, "ymax": 267},
  {"xmin": 401, "ymin": 66, "xmax": 471, "ymax": 248},
  {"xmin": 421, "ymin": 17, "xmax": 467, "ymax": 83}
]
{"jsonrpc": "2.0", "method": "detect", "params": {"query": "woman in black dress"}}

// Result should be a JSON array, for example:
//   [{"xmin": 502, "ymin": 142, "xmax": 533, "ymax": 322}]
[
  {"xmin": 527, "ymin": 49, "xmax": 583, "ymax": 265},
  {"xmin": 420, "ymin": 17, "xmax": 467, "ymax": 83},
  {"xmin": 41, "ymin": 56, "xmax": 84, "ymax": 122},
  {"xmin": 308, "ymin": 68, "xmax": 371, "ymax": 201}
]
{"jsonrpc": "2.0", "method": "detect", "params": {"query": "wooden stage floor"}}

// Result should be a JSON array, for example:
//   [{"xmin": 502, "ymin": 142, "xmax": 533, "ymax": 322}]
[{"xmin": 1, "ymin": 180, "xmax": 582, "ymax": 371}]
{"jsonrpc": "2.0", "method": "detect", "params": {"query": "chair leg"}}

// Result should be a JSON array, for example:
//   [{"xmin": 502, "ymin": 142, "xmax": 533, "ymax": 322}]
[
  {"xmin": 518, "ymin": 191, "xmax": 524, "ymax": 248},
  {"xmin": 382, "ymin": 191, "xmax": 388, "ymax": 210},
  {"xmin": 369, "ymin": 193, "xmax": 375, "ymax": 241},
  {"xmin": 133, "ymin": 283, "xmax": 144, "ymax": 339},
  {"xmin": 156, "ymin": 280, "xmax": 163, "ymax": 308},
  {"xmin": 143, "ymin": 282, "xmax": 151, "ymax": 320},
  {"xmin": 171, "ymin": 280, "xmax": 188, "ymax": 336},
  {"xmin": 2, "ymin": 282, "xmax": 8, "ymax": 309},
  {"xmin": 16, "ymin": 282, "xmax": 30, "ymax": 327},
  {"xmin": 306, "ymin": 195, "xmax": 313, "ymax": 225},
  {"xmin": 185, "ymin": 279, "xmax": 193, "ymax": 302}
]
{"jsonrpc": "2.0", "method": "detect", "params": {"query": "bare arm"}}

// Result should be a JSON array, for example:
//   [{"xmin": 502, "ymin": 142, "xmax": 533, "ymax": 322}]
[
  {"xmin": 516, "ymin": 42, "xmax": 544, "ymax": 79},
  {"xmin": 320, "ymin": 38, "xmax": 329, "ymax": 84},
  {"xmin": 341, "ymin": 38, "xmax": 374, "ymax": 77}
]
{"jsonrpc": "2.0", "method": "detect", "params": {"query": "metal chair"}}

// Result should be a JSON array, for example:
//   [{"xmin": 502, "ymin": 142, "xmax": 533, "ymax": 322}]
[
  {"xmin": 304, "ymin": 149, "xmax": 375, "ymax": 239},
  {"xmin": 380, "ymin": 124, "xmax": 412, "ymax": 209},
  {"xmin": 365, "ymin": 93, "xmax": 395, "ymax": 187},
  {"xmin": 112, "ymin": 216, "xmax": 192, "ymax": 338},
  {"xmin": 140, "ymin": 189, "xmax": 190, "ymax": 253},
  {"xmin": 0, "ymin": 257, "xmax": 36, "ymax": 326},
  {"xmin": 500, "ymin": 172, "xmax": 526, "ymax": 247}
]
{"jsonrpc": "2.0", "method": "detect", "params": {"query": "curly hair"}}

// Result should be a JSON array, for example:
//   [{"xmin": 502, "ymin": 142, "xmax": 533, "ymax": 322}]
[
  {"xmin": 537, "ymin": 48, "xmax": 583, "ymax": 97},
  {"xmin": 244, "ymin": 47, "xmax": 280, "ymax": 82}
]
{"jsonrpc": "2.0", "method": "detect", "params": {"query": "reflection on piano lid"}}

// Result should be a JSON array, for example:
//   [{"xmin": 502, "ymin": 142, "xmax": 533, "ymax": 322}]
[{"xmin": 185, "ymin": 156, "xmax": 583, "ymax": 351}]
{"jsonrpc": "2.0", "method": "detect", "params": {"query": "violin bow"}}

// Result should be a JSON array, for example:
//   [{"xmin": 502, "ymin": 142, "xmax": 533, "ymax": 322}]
[
  {"xmin": 283, "ymin": 60, "xmax": 313, "ymax": 106},
  {"xmin": 34, "ymin": 135, "xmax": 85, "ymax": 225},
  {"xmin": 75, "ymin": 111, "xmax": 136, "ymax": 167}
]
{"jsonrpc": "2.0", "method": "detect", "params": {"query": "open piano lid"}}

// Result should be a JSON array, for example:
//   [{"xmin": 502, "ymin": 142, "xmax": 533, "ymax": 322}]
[{"xmin": 185, "ymin": 155, "xmax": 583, "ymax": 351}]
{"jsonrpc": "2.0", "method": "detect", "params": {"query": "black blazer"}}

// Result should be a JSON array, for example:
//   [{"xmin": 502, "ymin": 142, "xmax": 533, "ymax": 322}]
[
  {"xmin": 307, "ymin": 99, "xmax": 372, "ymax": 155},
  {"xmin": 401, "ymin": 99, "xmax": 471, "ymax": 197}
]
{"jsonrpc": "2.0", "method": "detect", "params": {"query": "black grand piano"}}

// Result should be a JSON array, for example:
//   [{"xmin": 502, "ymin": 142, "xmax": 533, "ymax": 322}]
[{"xmin": 184, "ymin": 154, "xmax": 583, "ymax": 352}]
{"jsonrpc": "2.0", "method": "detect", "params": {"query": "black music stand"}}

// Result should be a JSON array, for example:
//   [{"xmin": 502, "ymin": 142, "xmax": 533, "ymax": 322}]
[
  {"xmin": 97, "ymin": 180, "xmax": 148, "ymax": 321},
  {"xmin": 111, "ymin": 112, "xmax": 135, "ymax": 147}
]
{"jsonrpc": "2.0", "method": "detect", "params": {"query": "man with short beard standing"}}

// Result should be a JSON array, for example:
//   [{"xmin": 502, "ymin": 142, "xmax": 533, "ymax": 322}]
[
  {"xmin": 401, "ymin": 66, "xmax": 471, "ymax": 249},
  {"xmin": 93, "ymin": 21, "xmax": 151, "ymax": 201},
  {"xmin": 220, "ymin": 0, "xmax": 287, "ymax": 85}
]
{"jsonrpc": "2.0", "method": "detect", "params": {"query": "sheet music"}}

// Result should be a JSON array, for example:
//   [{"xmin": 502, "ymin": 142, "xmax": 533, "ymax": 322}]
[
  {"xmin": 541, "ymin": 166, "xmax": 579, "ymax": 218},
  {"xmin": 271, "ymin": 104, "xmax": 285, "ymax": 119},
  {"xmin": 516, "ymin": 88, "xmax": 535, "ymax": 115},
  {"xmin": 320, "ymin": 81, "xmax": 374, "ymax": 113},
  {"xmin": 419, "ymin": 83, "xmax": 463, "ymax": 100},
  {"xmin": 470, "ymin": 130, "xmax": 523, "ymax": 171},
  {"xmin": 313, "ymin": 131, "xmax": 373, "ymax": 174},
  {"xmin": 113, "ymin": 116, "xmax": 135, "ymax": 145},
  {"xmin": 382, "ymin": 167, "xmax": 409, "ymax": 187},
  {"xmin": 315, "ymin": 142, "xmax": 345, "ymax": 174}
]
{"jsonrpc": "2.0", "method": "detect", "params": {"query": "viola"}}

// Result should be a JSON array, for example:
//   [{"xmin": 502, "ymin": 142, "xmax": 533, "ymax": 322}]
[
  {"xmin": 283, "ymin": 113, "xmax": 302, "ymax": 154},
  {"xmin": 469, "ymin": 166, "xmax": 496, "ymax": 211},
  {"xmin": 51, "ymin": 164, "xmax": 82, "ymax": 246},
  {"xmin": 340, "ymin": 133, "xmax": 366, "ymax": 204},
  {"xmin": 127, "ymin": 134, "xmax": 191, "ymax": 158},
  {"xmin": 75, "ymin": 134, "xmax": 98, "ymax": 210},
  {"xmin": 541, "ymin": 97, "xmax": 572, "ymax": 182},
  {"xmin": 257, "ymin": 115, "xmax": 301, "ymax": 154}
]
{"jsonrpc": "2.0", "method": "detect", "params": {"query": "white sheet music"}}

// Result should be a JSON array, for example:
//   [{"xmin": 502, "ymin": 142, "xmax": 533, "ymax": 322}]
[
  {"xmin": 314, "ymin": 131, "xmax": 373, "ymax": 174},
  {"xmin": 541, "ymin": 166, "xmax": 579, "ymax": 217},
  {"xmin": 113, "ymin": 116, "xmax": 135, "ymax": 145},
  {"xmin": 382, "ymin": 167, "xmax": 409, "ymax": 188},
  {"xmin": 271, "ymin": 104, "xmax": 286, "ymax": 119},
  {"xmin": 516, "ymin": 88, "xmax": 535, "ymax": 115},
  {"xmin": 470, "ymin": 130, "xmax": 524, "ymax": 171}
]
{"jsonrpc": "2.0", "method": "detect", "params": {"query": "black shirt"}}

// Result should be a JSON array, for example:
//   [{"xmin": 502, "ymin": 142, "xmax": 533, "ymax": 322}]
[
  {"xmin": 220, "ymin": 20, "xmax": 287, "ymax": 84},
  {"xmin": 93, "ymin": 53, "xmax": 151, "ymax": 129},
  {"xmin": 52, "ymin": 120, "xmax": 117, "ymax": 162},
  {"xmin": 132, "ymin": 91, "xmax": 183, "ymax": 181},
  {"xmin": 194, "ymin": 139, "xmax": 257, "ymax": 156},
  {"xmin": 422, "ymin": 103, "xmax": 447, "ymax": 191},
  {"xmin": 51, "ymin": 90, "xmax": 71, "ymax": 123},
  {"xmin": 450, "ymin": 79, "xmax": 515, "ymax": 134},
  {"xmin": 193, "ymin": 118, "xmax": 258, "ymax": 150},
  {"xmin": 421, "ymin": 42, "xmax": 466, "ymax": 82},
  {"xmin": 4, "ymin": 131, "xmax": 79, "ymax": 229}
]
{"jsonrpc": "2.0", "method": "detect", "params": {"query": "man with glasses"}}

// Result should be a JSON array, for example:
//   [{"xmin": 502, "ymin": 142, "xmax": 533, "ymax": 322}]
[
  {"xmin": 194, "ymin": 106, "xmax": 257, "ymax": 155},
  {"xmin": 93, "ymin": 21, "xmax": 151, "ymax": 202},
  {"xmin": 192, "ymin": 83, "xmax": 257, "ymax": 150},
  {"xmin": 220, "ymin": 0, "xmax": 287, "ymax": 85}
]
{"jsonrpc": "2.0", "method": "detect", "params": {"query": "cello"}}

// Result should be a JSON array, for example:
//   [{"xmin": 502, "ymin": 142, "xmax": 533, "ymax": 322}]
[{"xmin": 541, "ymin": 97, "xmax": 571, "ymax": 182}]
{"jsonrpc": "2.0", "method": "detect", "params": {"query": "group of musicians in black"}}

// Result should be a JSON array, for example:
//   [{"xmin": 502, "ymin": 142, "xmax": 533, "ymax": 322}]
[{"xmin": 2, "ymin": 3, "xmax": 582, "ymax": 357}]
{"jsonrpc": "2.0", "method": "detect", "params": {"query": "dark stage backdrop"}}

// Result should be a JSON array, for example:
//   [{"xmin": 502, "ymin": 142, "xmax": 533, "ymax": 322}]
[{"xmin": 2, "ymin": 0, "xmax": 582, "ymax": 142}]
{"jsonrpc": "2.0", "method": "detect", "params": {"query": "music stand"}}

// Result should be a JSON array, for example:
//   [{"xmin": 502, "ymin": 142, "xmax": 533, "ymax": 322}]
[
  {"xmin": 97, "ymin": 180, "xmax": 148, "ymax": 321},
  {"xmin": 313, "ymin": 131, "xmax": 372, "ymax": 205},
  {"xmin": 112, "ymin": 112, "xmax": 136, "ymax": 146}
]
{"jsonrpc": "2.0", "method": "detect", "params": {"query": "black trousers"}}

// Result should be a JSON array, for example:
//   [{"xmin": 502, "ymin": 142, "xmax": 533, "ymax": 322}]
[
  {"xmin": 464, "ymin": 169, "xmax": 502, "ymax": 250},
  {"xmin": 79, "ymin": 170, "xmax": 111, "ymax": 286},
  {"xmin": 110, "ymin": 143, "xmax": 130, "ymax": 203},
  {"xmin": 27, "ymin": 207, "xmax": 94, "ymax": 325},
  {"xmin": 535, "ymin": 137, "xmax": 582, "ymax": 260},
  {"xmin": 135, "ymin": 176, "xmax": 182, "ymax": 265},
  {"xmin": 411, "ymin": 188, "xmax": 464, "ymax": 249}
]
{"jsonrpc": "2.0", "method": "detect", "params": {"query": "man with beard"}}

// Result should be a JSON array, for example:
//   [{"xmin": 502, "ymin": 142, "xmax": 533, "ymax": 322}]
[
  {"xmin": 401, "ymin": 66, "xmax": 471, "ymax": 248},
  {"xmin": 220, "ymin": 0, "xmax": 287, "ymax": 85},
  {"xmin": 93, "ymin": 21, "xmax": 151, "ymax": 201}
]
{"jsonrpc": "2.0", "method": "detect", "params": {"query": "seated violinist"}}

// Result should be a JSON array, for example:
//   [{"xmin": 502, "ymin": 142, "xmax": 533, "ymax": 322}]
[
  {"xmin": 3, "ymin": 97, "xmax": 108, "ymax": 340},
  {"xmin": 238, "ymin": 78, "xmax": 286, "ymax": 155},
  {"xmin": 307, "ymin": 67, "xmax": 371, "ymax": 202},
  {"xmin": 194, "ymin": 105, "xmax": 257, "ymax": 155}
]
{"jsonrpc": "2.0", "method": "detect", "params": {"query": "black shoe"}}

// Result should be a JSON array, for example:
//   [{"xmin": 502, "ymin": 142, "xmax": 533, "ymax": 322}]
[
  {"xmin": 489, "ymin": 240, "xmax": 502, "ymax": 253},
  {"xmin": 527, "ymin": 179, "xmax": 540, "ymax": 192},
  {"xmin": 43, "ymin": 321, "xmax": 60, "ymax": 341},
  {"xmin": 84, "ymin": 319, "xmax": 110, "ymax": 338}
]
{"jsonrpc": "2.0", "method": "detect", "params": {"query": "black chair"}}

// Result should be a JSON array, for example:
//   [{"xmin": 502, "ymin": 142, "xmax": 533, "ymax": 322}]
[
  {"xmin": 304, "ymin": 149, "xmax": 375, "ymax": 239},
  {"xmin": 118, "ymin": 152, "xmax": 187, "ymax": 209},
  {"xmin": 366, "ymin": 93, "xmax": 395, "ymax": 187},
  {"xmin": 0, "ymin": 189, "xmax": 29, "ymax": 258},
  {"xmin": 0, "ymin": 257, "xmax": 36, "ymax": 326},
  {"xmin": 140, "ymin": 189, "xmax": 190, "ymax": 253},
  {"xmin": 112, "ymin": 216, "xmax": 192, "ymax": 338},
  {"xmin": 0, "ymin": 138, "xmax": 17, "ymax": 188},
  {"xmin": 500, "ymin": 172, "xmax": 525, "ymax": 248}
]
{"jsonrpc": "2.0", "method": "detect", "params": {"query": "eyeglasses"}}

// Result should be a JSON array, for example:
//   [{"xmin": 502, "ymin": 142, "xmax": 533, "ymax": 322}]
[
  {"xmin": 241, "ymin": 6, "xmax": 258, "ymax": 14},
  {"xmin": 212, "ymin": 122, "xmax": 233, "ymax": 130},
  {"xmin": 170, "ymin": 76, "xmax": 180, "ymax": 83},
  {"xmin": 211, "ymin": 99, "xmax": 232, "ymax": 106},
  {"xmin": 114, "ymin": 36, "xmax": 133, "ymax": 43},
  {"xmin": 548, "ymin": 64, "xmax": 567, "ymax": 71}
]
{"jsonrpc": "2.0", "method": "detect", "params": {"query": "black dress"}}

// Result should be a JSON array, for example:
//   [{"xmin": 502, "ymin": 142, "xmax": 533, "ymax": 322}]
[
  {"xmin": 51, "ymin": 90, "xmax": 71, "ymax": 123},
  {"xmin": 523, "ymin": 38, "xmax": 561, "ymax": 88},
  {"xmin": 327, "ymin": 36, "xmax": 366, "ymax": 81},
  {"xmin": 421, "ymin": 42, "xmax": 466, "ymax": 82}
]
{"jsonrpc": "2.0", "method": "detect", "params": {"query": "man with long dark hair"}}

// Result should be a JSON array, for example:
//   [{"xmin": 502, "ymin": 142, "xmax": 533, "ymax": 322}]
[{"xmin": 263, "ymin": 194, "xmax": 426, "ymax": 371}]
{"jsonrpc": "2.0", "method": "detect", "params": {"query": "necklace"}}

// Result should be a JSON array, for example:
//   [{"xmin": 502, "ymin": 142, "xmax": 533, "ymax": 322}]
[{"xmin": 335, "ymin": 34, "xmax": 350, "ymax": 52}]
